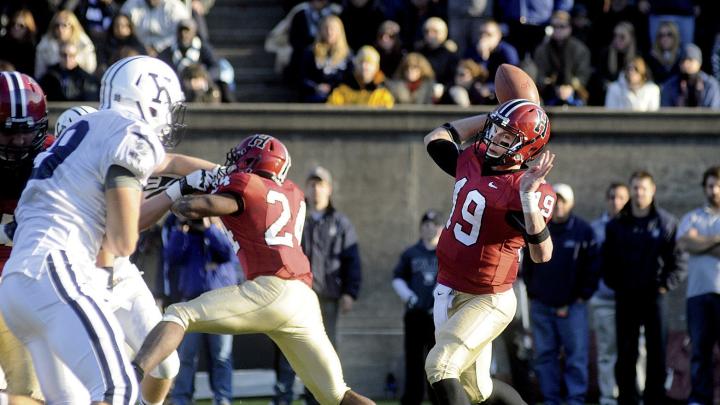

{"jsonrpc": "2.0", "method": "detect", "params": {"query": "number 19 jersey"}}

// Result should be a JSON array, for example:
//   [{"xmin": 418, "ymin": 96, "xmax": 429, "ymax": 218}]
[
  {"xmin": 5, "ymin": 109, "xmax": 165, "ymax": 278},
  {"xmin": 436, "ymin": 146, "xmax": 555, "ymax": 295},
  {"xmin": 214, "ymin": 172, "xmax": 312, "ymax": 287}
]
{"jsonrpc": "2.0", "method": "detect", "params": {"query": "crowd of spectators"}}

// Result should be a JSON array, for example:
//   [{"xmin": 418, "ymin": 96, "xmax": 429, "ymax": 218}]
[
  {"xmin": 0, "ymin": 0, "xmax": 234, "ymax": 104},
  {"xmin": 269, "ymin": 0, "xmax": 720, "ymax": 109},
  {"xmin": 2, "ymin": 0, "xmax": 720, "ymax": 107}
]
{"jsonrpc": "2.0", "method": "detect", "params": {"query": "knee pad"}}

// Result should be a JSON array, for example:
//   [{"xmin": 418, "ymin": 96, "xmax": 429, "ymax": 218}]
[
  {"xmin": 149, "ymin": 350, "xmax": 180, "ymax": 380},
  {"xmin": 425, "ymin": 344, "xmax": 461, "ymax": 384}
]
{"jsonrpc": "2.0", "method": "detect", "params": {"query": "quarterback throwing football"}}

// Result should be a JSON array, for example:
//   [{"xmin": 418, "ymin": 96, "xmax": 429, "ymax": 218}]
[{"xmin": 423, "ymin": 99, "xmax": 556, "ymax": 404}]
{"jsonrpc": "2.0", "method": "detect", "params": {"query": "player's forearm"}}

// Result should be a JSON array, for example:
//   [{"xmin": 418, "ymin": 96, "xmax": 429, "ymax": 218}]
[
  {"xmin": 105, "ymin": 187, "xmax": 141, "ymax": 256},
  {"xmin": 424, "ymin": 114, "xmax": 487, "ymax": 147},
  {"xmin": 139, "ymin": 193, "xmax": 174, "ymax": 230},
  {"xmin": 172, "ymin": 194, "xmax": 240, "ymax": 219},
  {"xmin": 155, "ymin": 153, "xmax": 217, "ymax": 176},
  {"xmin": 678, "ymin": 234, "xmax": 720, "ymax": 254},
  {"xmin": 525, "ymin": 210, "xmax": 553, "ymax": 263}
]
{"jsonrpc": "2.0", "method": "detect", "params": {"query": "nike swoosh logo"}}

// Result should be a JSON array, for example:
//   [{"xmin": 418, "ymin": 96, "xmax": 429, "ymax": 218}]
[{"xmin": 489, "ymin": 182, "xmax": 498, "ymax": 189}]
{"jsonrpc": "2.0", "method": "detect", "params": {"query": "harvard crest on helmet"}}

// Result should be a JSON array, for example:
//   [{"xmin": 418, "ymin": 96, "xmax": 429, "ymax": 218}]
[
  {"xmin": 100, "ymin": 56, "xmax": 186, "ymax": 148},
  {"xmin": 225, "ymin": 134, "xmax": 291, "ymax": 184},
  {"xmin": 0, "ymin": 71, "xmax": 48, "ymax": 167},
  {"xmin": 478, "ymin": 99, "xmax": 550, "ymax": 168}
]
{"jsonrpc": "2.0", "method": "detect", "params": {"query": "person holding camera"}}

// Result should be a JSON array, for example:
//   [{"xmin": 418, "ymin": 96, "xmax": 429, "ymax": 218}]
[{"xmin": 160, "ymin": 214, "xmax": 240, "ymax": 405}]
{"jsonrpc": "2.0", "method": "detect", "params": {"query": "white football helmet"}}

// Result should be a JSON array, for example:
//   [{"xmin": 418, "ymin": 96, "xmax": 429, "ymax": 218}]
[
  {"xmin": 55, "ymin": 105, "xmax": 97, "ymax": 136},
  {"xmin": 99, "ymin": 56, "xmax": 186, "ymax": 148}
]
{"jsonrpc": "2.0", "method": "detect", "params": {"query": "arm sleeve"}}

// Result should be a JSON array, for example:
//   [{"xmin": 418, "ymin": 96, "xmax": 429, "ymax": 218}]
[
  {"xmin": 676, "ymin": 212, "xmax": 694, "ymax": 240},
  {"xmin": 392, "ymin": 278, "xmax": 416, "ymax": 303},
  {"xmin": 215, "ymin": 172, "xmax": 250, "ymax": 197},
  {"xmin": 601, "ymin": 221, "xmax": 619, "ymax": 290},
  {"xmin": 604, "ymin": 83, "xmax": 621, "ymax": 108},
  {"xmin": 578, "ymin": 225, "xmax": 601, "ymax": 300},
  {"xmin": 105, "ymin": 129, "xmax": 164, "ymax": 185},
  {"xmin": 660, "ymin": 218, "xmax": 689, "ymax": 291},
  {"xmin": 426, "ymin": 138, "xmax": 459, "ymax": 177},
  {"xmin": 707, "ymin": 79, "xmax": 720, "ymax": 109},
  {"xmin": 392, "ymin": 250, "xmax": 411, "ymax": 281},
  {"xmin": 661, "ymin": 82, "xmax": 674, "ymax": 106},
  {"xmin": 339, "ymin": 218, "xmax": 362, "ymax": 299}
]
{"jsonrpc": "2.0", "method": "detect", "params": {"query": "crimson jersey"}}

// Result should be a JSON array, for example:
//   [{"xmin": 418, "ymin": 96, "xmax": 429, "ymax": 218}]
[
  {"xmin": 0, "ymin": 135, "xmax": 54, "ymax": 273},
  {"xmin": 214, "ymin": 172, "xmax": 312, "ymax": 286},
  {"xmin": 436, "ymin": 145, "xmax": 555, "ymax": 295}
]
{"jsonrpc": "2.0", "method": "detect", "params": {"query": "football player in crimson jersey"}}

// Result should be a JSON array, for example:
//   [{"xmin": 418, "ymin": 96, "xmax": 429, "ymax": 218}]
[
  {"xmin": 132, "ymin": 134, "xmax": 375, "ymax": 405},
  {"xmin": 423, "ymin": 99, "xmax": 556, "ymax": 405},
  {"xmin": 0, "ymin": 71, "xmax": 51, "ymax": 404}
]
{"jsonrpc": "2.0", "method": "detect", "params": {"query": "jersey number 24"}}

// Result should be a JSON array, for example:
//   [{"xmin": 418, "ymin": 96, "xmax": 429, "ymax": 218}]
[{"xmin": 265, "ymin": 190, "xmax": 306, "ymax": 248}]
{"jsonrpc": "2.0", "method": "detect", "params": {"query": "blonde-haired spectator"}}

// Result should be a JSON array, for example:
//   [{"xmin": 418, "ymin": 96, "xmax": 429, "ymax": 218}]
[
  {"xmin": 647, "ymin": 21, "xmax": 681, "ymax": 85},
  {"xmin": 35, "ymin": 10, "xmax": 96, "ymax": 79},
  {"xmin": 299, "ymin": 14, "xmax": 352, "ymax": 102},
  {"xmin": 327, "ymin": 45, "xmax": 394, "ymax": 107},
  {"xmin": 387, "ymin": 52, "xmax": 436, "ymax": 104},
  {"xmin": 605, "ymin": 57, "xmax": 660, "ymax": 111},
  {"xmin": 120, "ymin": 0, "xmax": 190, "ymax": 55}
]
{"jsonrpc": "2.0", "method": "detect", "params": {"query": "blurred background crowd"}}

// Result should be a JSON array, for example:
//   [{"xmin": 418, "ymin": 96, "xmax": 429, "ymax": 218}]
[{"xmin": 1, "ymin": 0, "xmax": 719, "ymax": 109}]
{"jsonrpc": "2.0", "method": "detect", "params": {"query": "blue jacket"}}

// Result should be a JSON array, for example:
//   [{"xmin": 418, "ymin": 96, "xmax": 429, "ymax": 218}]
[
  {"xmin": 661, "ymin": 71, "xmax": 720, "ymax": 109},
  {"xmin": 161, "ymin": 215, "xmax": 240, "ymax": 302},
  {"xmin": 601, "ymin": 202, "xmax": 687, "ymax": 295},
  {"xmin": 392, "ymin": 240, "xmax": 438, "ymax": 312},
  {"xmin": 523, "ymin": 214, "xmax": 599, "ymax": 307},
  {"xmin": 303, "ymin": 206, "xmax": 362, "ymax": 300}
]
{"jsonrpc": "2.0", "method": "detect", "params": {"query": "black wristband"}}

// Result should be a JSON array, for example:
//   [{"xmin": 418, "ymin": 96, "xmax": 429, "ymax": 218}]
[
  {"xmin": 442, "ymin": 122, "xmax": 461, "ymax": 144},
  {"xmin": 526, "ymin": 226, "xmax": 550, "ymax": 244}
]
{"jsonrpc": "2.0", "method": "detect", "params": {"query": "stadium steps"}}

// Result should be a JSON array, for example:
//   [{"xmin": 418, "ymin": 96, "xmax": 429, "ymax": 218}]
[{"xmin": 206, "ymin": 0, "xmax": 293, "ymax": 102}]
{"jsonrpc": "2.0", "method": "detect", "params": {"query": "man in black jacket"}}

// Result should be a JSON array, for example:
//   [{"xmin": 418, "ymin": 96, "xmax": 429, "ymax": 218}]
[
  {"xmin": 39, "ymin": 43, "xmax": 99, "ymax": 101},
  {"xmin": 602, "ymin": 170, "xmax": 688, "ymax": 405}
]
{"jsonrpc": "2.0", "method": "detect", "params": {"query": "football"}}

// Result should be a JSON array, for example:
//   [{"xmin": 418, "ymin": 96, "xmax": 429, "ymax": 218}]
[{"xmin": 494, "ymin": 64, "xmax": 540, "ymax": 104}]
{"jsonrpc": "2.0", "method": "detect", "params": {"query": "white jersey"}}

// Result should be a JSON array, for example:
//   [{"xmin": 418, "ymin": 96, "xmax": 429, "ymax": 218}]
[{"xmin": 5, "ymin": 109, "xmax": 165, "ymax": 278}]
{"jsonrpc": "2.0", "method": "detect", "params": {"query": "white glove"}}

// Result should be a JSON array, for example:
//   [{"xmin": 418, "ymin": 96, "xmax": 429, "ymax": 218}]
[{"xmin": 165, "ymin": 165, "xmax": 224, "ymax": 201}]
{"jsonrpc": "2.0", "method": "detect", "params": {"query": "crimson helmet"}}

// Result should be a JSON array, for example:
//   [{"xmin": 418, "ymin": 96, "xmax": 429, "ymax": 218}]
[
  {"xmin": 0, "ymin": 71, "xmax": 48, "ymax": 167},
  {"xmin": 225, "ymin": 134, "xmax": 291, "ymax": 184},
  {"xmin": 477, "ymin": 99, "xmax": 550, "ymax": 168}
]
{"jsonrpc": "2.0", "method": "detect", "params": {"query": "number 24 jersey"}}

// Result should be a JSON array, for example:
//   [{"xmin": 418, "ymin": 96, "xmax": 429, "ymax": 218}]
[
  {"xmin": 214, "ymin": 172, "xmax": 313, "ymax": 287},
  {"xmin": 436, "ymin": 147, "xmax": 555, "ymax": 295}
]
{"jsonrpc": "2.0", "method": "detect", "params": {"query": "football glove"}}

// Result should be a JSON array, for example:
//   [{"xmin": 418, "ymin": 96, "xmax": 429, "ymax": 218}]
[{"xmin": 165, "ymin": 166, "xmax": 225, "ymax": 201}]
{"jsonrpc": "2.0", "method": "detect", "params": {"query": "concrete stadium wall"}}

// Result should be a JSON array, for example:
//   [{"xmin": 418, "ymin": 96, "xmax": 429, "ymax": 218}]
[{"xmin": 48, "ymin": 103, "xmax": 720, "ymax": 397}]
